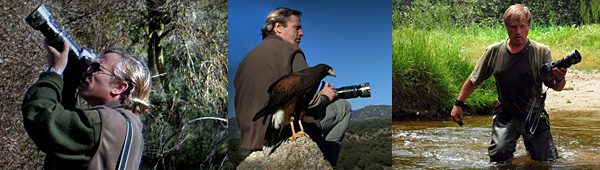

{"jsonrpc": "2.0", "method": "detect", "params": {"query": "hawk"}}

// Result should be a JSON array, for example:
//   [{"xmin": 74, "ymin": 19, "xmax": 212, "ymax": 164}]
[{"xmin": 252, "ymin": 64, "xmax": 336, "ymax": 146}]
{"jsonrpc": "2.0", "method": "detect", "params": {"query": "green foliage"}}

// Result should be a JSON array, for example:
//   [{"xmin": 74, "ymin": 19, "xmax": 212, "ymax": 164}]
[
  {"xmin": 393, "ymin": 0, "xmax": 586, "ymax": 29},
  {"xmin": 392, "ymin": 27, "xmax": 498, "ymax": 114},
  {"xmin": 527, "ymin": 24, "xmax": 600, "ymax": 70},
  {"xmin": 393, "ymin": 23, "xmax": 600, "ymax": 116},
  {"xmin": 580, "ymin": 0, "xmax": 600, "ymax": 24},
  {"xmin": 227, "ymin": 138, "xmax": 252, "ymax": 169},
  {"xmin": 336, "ymin": 118, "xmax": 392, "ymax": 169},
  {"xmin": 393, "ymin": 0, "xmax": 600, "ymax": 116},
  {"xmin": 227, "ymin": 118, "xmax": 392, "ymax": 169}
]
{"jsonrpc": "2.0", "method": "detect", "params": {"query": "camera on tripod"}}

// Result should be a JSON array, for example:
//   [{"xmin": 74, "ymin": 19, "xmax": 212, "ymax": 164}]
[
  {"xmin": 541, "ymin": 50, "xmax": 582, "ymax": 73},
  {"xmin": 336, "ymin": 82, "xmax": 371, "ymax": 99},
  {"xmin": 25, "ymin": 4, "xmax": 95, "ymax": 83}
]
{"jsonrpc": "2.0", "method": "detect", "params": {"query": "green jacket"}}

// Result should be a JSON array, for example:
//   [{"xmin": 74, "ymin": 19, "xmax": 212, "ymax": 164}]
[{"xmin": 22, "ymin": 72, "xmax": 101, "ymax": 169}]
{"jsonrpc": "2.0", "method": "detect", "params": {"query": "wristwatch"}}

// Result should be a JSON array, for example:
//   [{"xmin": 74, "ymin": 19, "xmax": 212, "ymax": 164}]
[
  {"xmin": 45, "ymin": 66, "xmax": 64, "ymax": 76},
  {"xmin": 454, "ymin": 99, "xmax": 468, "ymax": 109}
]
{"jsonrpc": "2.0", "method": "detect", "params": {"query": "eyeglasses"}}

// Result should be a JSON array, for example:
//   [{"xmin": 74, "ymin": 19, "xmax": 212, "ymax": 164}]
[
  {"xmin": 90, "ymin": 62, "xmax": 115, "ymax": 76},
  {"xmin": 90, "ymin": 61, "xmax": 136, "ymax": 92}
]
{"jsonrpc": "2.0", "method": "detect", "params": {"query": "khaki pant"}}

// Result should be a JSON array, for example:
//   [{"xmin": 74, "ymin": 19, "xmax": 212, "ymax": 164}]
[{"xmin": 319, "ymin": 99, "xmax": 352, "ymax": 167}]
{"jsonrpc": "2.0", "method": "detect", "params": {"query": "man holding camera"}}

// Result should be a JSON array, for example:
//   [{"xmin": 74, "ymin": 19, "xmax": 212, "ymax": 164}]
[
  {"xmin": 451, "ymin": 4, "xmax": 567, "ymax": 163},
  {"xmin": 22, "ymin": 42, "xmax": 151, "ymax": 169},
  {"xmin": 234, "ymin": 7, "xmax": 352, "ymax": 166}
]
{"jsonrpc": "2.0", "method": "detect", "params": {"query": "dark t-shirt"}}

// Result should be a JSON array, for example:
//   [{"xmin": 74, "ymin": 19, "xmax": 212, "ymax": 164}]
[{"xmin": 469, "ymin": 39, "xmax": 555, "ymax": 117}]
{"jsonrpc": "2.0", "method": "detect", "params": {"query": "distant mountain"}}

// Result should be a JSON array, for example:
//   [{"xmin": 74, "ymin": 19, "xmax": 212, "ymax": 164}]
[
  {"xmin": 349, "ymin": 104, "xmax": 391, "ymax": 122},
  {"xmin": 228, "ymin": 104, "xmax": 391, "ymax": 138}
]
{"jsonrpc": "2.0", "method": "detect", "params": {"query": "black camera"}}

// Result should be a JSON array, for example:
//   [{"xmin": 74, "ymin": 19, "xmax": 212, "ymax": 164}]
[
  {"xmin": 541, "ymin": 50, "xmax": 581, "ymax": 73},
  {"xmin": 336, "ymin": 82, "xmax": 371, "ymax": 99},
  {"xmin": 25, "ymin": 4, "xmax": 96, "ymax": 81},
  {"xmin": 25, "ymin": 4, "xmax": 96, "ymax": 108}
]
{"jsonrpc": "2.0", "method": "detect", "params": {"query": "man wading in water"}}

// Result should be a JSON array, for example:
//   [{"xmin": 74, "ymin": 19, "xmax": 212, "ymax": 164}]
[{"xmin": 451, "ymin": 4, "xmax": 567, "ymax": 163}]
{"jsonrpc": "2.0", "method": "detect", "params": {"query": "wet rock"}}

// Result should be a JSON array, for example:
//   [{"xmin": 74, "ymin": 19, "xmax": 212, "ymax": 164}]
[{"xmin": 237, "ymin": 135, "xmax": 332, "ymax": 170}]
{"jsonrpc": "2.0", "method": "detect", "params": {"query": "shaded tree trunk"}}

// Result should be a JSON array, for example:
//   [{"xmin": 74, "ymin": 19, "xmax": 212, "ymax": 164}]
[
  {"xmin": 146, "ymin": 0, "xmax": 171, "ymax": 92},
  {"xmin": 585, "ymin": 0, "xmax": 593, "ymax": 23}
]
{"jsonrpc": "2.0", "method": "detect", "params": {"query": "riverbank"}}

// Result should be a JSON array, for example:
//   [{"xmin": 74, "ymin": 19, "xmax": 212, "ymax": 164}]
[
  {"xmin": 394, "ymin": 69, "xmax": 599, "ymax": 121},
  {"xmin": 545, "ymin": 69, "xmax": 600, "ymax": 111}
]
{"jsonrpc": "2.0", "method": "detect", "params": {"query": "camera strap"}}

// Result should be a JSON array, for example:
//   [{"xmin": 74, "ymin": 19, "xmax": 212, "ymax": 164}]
[
  {"xmin": 525, "ymin": 90, "xmax": 547, "ymax": 135},
  {"xmin": 115, "ymin": 110, "xmax": 133, "ymax": 170},
  {"xmin": 525, "ymin": 71, "xmax": 550, "ymax": 135}
]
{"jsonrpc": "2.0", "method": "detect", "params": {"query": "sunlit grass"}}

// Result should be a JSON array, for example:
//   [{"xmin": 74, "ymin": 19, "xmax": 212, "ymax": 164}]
[{"xmin": 393, "ymin": 24, "xmax": 600, "ymax": 114}]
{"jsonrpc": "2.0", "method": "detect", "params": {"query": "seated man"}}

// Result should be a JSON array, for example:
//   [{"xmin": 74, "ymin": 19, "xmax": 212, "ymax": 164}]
[{"xmin": 234, "ymin": 7, "xmax": 352, "ymax": 166}]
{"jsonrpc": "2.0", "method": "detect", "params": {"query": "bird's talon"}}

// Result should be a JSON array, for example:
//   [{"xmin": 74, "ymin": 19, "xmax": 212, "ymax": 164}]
[{"xmin": 292, "ymin": 131, "xmax": 305, "ymax": 140}]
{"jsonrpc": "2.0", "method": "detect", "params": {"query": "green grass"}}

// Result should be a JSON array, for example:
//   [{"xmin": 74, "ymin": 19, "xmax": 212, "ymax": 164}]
[
  {"xmin": 393, "ymin": 24, "xmax": 600, "ymax": 115},
  {"xmin": 529, "ymin": 24, "xmax": 600, "ymax": 71},
  {"xmin": 563, "ymin": 87, "xmax": 575, "ymax": 90}
]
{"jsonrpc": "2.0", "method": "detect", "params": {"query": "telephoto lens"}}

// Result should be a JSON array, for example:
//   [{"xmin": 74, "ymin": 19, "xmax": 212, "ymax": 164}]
[
  {"xmin": 25, "ymin": 4, "xmax": 96, "ymax": 109},
  {"xmin": 336, "ymin": 82, "xmax": 371, "ymax": 99},
  {"xmin": 541, "ymin": 50, "xmax": 582, "ymax": 73},
  {"xmin": 25, "ymin": 4, "xmax": 96, "ymax": 80},
  {"xmin": 26, "ymin": 4, "xmax": 83, "ymax": 60}
]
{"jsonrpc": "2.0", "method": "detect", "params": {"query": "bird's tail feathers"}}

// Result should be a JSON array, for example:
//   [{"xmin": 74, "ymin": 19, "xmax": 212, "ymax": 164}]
[
  {"xmin": 252, "ymin": 107, "xmax": 267, "ymax": 122},
  {"xmin": 272, "ymin": 108, "xmax": 285, "ymax": 129}
]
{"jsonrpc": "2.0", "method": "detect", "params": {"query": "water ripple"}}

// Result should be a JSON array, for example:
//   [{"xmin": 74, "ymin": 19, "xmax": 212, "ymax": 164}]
[{"xmin": 393, "ymin": 110, "xmax": 600, "ymax": 169}]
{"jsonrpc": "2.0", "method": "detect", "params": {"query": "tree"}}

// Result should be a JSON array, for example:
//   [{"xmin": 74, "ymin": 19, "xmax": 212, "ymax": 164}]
[{"xmin": 0, "ymin": 0, "xmax": 228, "ymax": 169}]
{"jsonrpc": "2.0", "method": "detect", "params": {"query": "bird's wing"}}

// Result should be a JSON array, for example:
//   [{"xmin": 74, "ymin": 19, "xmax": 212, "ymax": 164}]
[
  {"xmin": 253, "ymin": 74, "xmax": 302, "ymax": 122},
  {"xmin": 267, "ymin": 72, "xmax": 307, "ymax": 93},
  {"xmin": 268, "ymin": 74, "xmax": 302, "ymax": 107}
]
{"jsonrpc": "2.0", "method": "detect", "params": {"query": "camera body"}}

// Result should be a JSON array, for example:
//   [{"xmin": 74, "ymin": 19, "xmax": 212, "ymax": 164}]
[
  {"xmin": 25, "ymin": 4, "xmax": 96, "ymax": 83},
  {"xmin": 336, "ymin": 82, "xmax": 371, "ymax": 99},
  {"xmin": 541, "ymin": 50, "xmax": 581, "ymax": 73}
]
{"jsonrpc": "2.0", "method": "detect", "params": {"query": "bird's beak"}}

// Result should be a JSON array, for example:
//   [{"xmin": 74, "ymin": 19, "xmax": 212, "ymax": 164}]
[{"xmin": 328, "ymin": 69, "xmax": 336, "ymax": 77}]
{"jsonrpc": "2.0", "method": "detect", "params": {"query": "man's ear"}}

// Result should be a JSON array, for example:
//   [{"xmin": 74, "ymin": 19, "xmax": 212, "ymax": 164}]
[
  {"xmin": 274, "ymin": 22, "xmax": 283, "ymax": 34},
  {"xmin": 111, "ymin": 81, "xmax": 129, "ymax": 96}
]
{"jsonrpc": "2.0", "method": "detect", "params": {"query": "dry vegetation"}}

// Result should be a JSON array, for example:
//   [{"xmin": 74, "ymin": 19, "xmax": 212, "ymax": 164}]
[{"xmin": 0, "ymin": 0, "xmax": 227, "ymax": 169}]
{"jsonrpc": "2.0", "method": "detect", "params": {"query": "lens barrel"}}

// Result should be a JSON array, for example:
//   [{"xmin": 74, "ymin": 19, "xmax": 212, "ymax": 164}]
[
  {"xmin": 25, "ymin": 4, "xmax": 97, "ymax": 109},
  {"xmin": 336, "ymin": 82, "xmax": 371, "ymax": 99},
  {"xmin": 542, "ymin": 50, "xmax": 582, "ymax": 73},
  {"xmin": 25, "ymin": 4, "xmax": 82, "ymax": 59},
  {"xmin": 25, "ymin": 4, "xmax": 96, "ymax": 73}
]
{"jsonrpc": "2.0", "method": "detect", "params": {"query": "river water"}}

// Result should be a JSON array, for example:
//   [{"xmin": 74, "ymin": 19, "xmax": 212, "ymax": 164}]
[{"xmin": 393, "ymin": 110, "xmax": 600, "ymax": 169}]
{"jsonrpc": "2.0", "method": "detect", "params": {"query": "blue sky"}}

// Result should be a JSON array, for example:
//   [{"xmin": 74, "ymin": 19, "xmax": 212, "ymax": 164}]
[{"xmin": 228, "ymin": 0, "xmax": 391, "ymax": 118}]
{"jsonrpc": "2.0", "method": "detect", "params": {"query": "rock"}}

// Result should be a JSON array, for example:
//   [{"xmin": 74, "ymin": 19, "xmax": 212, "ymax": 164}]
[{"xmin": 236, "ymin": 135, "xmax": 332, "ymax": 170}]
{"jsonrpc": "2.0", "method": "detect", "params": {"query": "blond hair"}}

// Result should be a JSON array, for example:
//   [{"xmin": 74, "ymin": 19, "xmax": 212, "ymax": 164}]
[
  {"xmin": 261, "ymin": 7, "xmax": 302, "ymax": 39},
  {"xmin": 102, "ymin": 48, "xmax": 152, "ymax": 116},
  {"xmin": 503, "ymin": 4, "xmax": 532, "ymax": 27}
]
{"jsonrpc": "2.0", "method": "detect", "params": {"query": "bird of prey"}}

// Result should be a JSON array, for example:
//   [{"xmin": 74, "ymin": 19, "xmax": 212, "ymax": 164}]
[{"xmin": 252, "ymin": 64, "xmax": 336, "ymax": 145}]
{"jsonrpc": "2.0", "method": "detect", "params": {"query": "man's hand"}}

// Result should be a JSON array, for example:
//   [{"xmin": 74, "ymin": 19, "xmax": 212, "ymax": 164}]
[
  {"xmin": 320, "ymin": 82, "xmax": 337, "ymax": 103},
  {"xmin": 45, "ymin": 41, "xmax": 69, "ymax": 73},
  {"xmin": 551, "ymin": 67, "xmax": 567, "ymax": 91},
  {"xmin": 451, "ymin": 105, "xmax": 463, "ymax": 123},
  {"xmin": 552, "ymin": 67, "xmax": 567, "ymax": 81}
]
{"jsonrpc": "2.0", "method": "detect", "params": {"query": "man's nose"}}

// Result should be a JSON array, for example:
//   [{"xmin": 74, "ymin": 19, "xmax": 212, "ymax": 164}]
[
  {"xmin": 298, "ymin": 29, "xmax": 304, "ymax": 36},
  {"xmin": 85, "ymin": 65, "xmax": 93, "ymax": 74}
]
